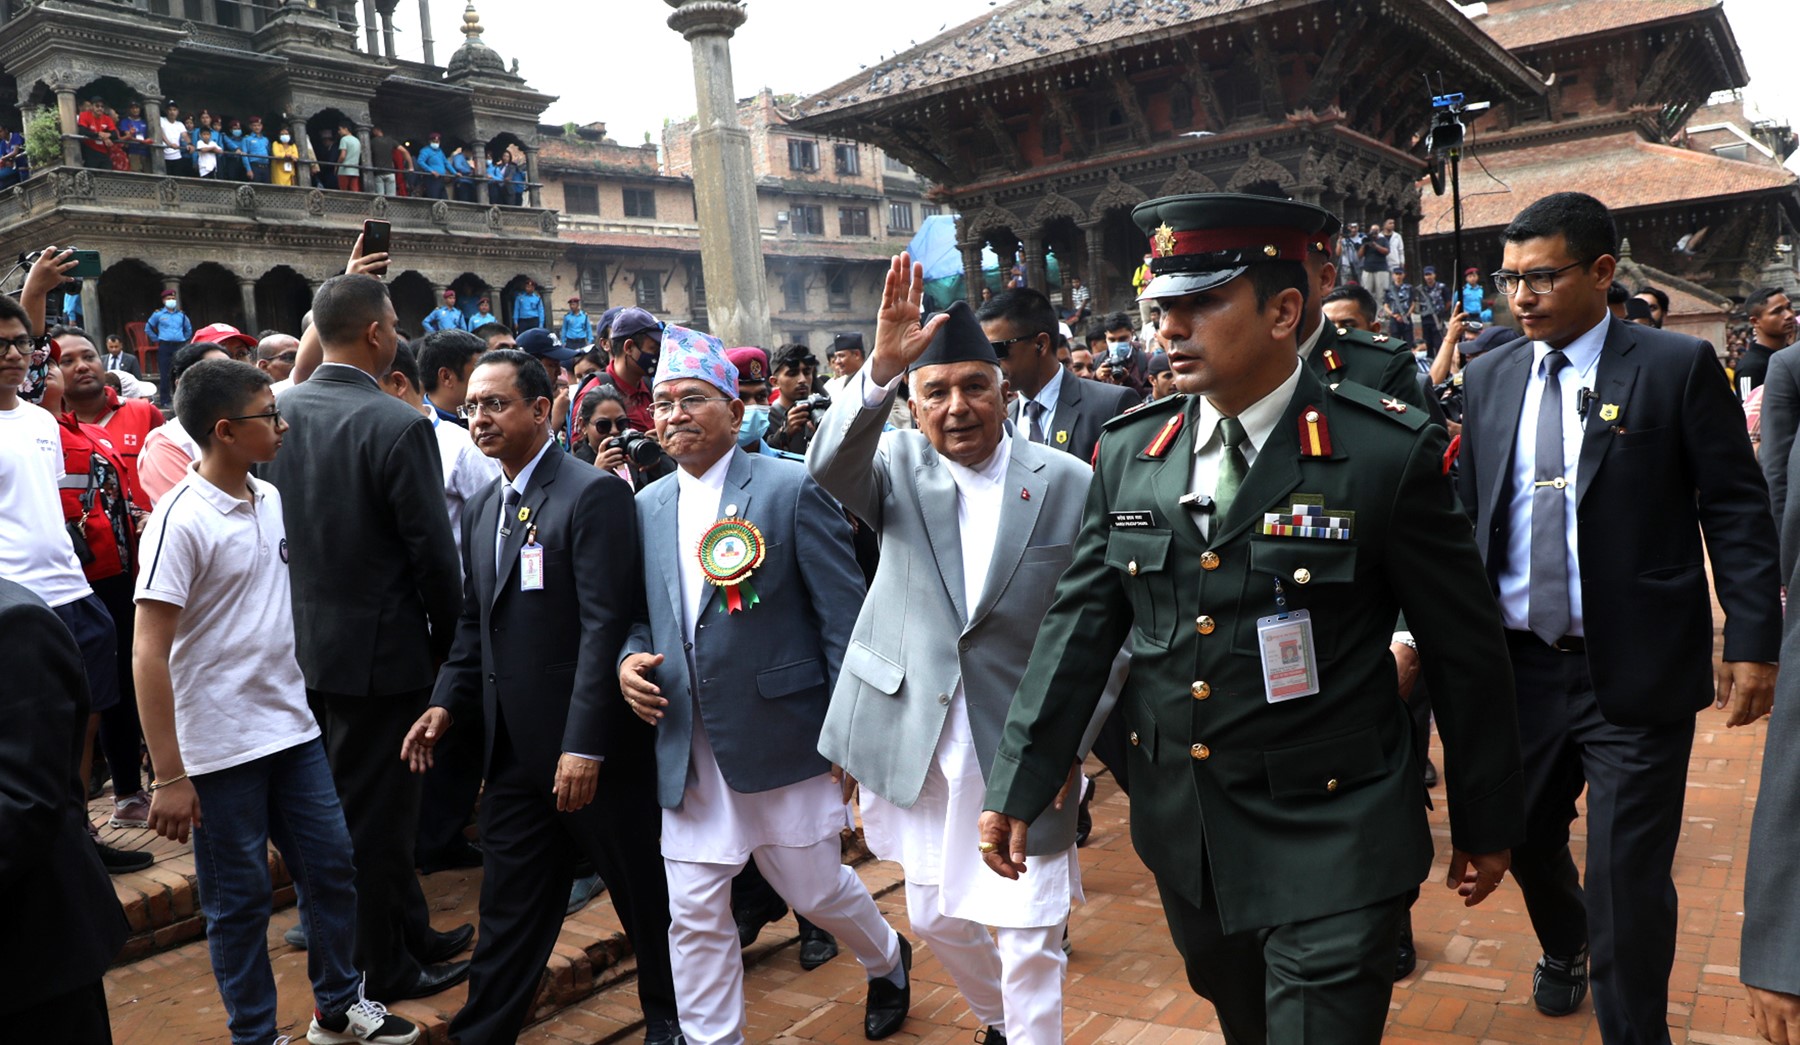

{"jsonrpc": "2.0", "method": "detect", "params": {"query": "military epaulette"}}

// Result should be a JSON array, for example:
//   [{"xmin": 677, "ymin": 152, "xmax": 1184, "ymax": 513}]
[
  {"xmin": 1102, "ymin": 392, "xmax": 1184, "ymax": 431},
  {"xmin": 1330, "ymin": 379, "xmax": 1428, "ymax": 431},
  {"xmin": 1334, "ymin": 325, "xmax": 1406, "ymax": 354}
]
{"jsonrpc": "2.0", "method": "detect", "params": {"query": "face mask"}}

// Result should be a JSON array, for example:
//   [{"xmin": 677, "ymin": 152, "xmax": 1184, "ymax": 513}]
[
  {"xmin": 229, "ymin": 130, "xmax": 241, "ymax": 139},
  {"xmin": 737, "ymin": 405, "xmax": 770, "ymax": 448},
  {"xmin": 1106, "ymin": 342, "xmax": 1131, "ymax": 364},
  {"xmin": 279, "ymin": 134, "xmax": 291, "ymax": 143},
  {"xmin": 164, "ymin": 300, "xmax": 178, "ymax": 311},
  {"xmin": 636, "ymin": 350, "xmax": 660, "ymax": 376}
]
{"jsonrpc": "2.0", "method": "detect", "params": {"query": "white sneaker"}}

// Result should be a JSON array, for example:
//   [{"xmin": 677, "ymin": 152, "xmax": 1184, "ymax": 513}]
[{"xmin": 306, "ymin": 981, "xmax": 419, "ymax": 1045}]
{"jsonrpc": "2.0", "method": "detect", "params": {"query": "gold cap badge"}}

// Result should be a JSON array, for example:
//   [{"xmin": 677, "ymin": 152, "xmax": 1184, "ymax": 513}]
[{"xmin": 1153, "ymin": 222, "xmax": 1177, "ymax": 259}]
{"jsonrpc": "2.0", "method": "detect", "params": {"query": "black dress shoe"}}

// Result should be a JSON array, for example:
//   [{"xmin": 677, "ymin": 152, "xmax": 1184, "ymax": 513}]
[
  {"xmin": 643, "ymin": 1017, "xmax": 685, "ymax": 1045},
  {"xmin": 864, "ymin": 935, "xmax": 911, "ymax": 1040},
  {"xmin": 1423, "ymin": 759, "xmax": 1439, "ymax": 788},
  {"xmin": 383, "ymin": 959, "xmax": 472, "ymax": 1001},
  {"xmin": 797, "ymin": 919, "xmax": 839, "ymax": 970},
  {"xmin": 1075, "ymin": 775, "xmax": 1094, "ymax": 847},
  {"xmin": 95, "ymin": 840, "xmax": 153, "ymax": 874},
  {"xmin": 1394, "ymin": 916, "xmax": 1417, "ymax": 982},
  {"xmin": 422, "ymin": 922, "xmax": 475, "ymax": 964},
  {"xmin": 1532, "ymin": 948, "xmax": 1589, "ymax": 1017},
  {"xmin": 734, "ymin": 896, "xmax": 788, "ymax": 949},
  {"xmin": 976, "ymin": 1028, "xmax": 1007, "ymax": 1045},
  {"xmin": 417, "ymin": 839, "xmax": 484, "ymax": 875}
]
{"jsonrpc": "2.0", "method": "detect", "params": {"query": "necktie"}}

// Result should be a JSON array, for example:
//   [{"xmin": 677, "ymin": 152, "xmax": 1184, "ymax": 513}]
[
  {"xmin": 497, "ymin": 484, "xmax": 520, "ymax": 581},
  {"xmin": 1213, "ymin": 417, "xmax": 1249, "ymax": 523},
  {"xmin": 1025, "ymin": 400, "xmax": 1047, "ymax": 444},
  {"xmin": 1529, "ymin": 350, "xmax": 1572, "ymax": 645}
]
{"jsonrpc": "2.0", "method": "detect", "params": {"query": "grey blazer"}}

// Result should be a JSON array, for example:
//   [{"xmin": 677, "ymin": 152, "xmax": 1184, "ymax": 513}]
[
  {"xmin": 1742, "ymin": 494, "xmax": 1800, "ymax": 995},
  {"xmin": 621, "ymin": 448, "xmax": 866, "ymax": 810},
  {"xmin": 1759, "ymin": 347, "xmax": 1800, "ymax": 537},
  {"xmin": 811, "ymin": 382, "xmax": 1118, "ymax": 855}
]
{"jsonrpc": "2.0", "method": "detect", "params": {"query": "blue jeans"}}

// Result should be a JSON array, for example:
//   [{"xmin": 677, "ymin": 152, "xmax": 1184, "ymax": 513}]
[{"xmin": 190, "ymin": 738, "xmax": 360, "ymax": 1044}]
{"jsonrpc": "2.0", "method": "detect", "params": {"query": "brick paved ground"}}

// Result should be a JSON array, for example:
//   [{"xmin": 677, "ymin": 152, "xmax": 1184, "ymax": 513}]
[{"xmin": 106, "ymin": 607, "xmax": 1776, "ymax": 1044}]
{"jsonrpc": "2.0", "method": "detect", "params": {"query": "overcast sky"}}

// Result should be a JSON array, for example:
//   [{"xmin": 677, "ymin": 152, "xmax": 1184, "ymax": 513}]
[{"xmin": 398, "ymin": 0, "xmax": 1798, "ymax": 146}]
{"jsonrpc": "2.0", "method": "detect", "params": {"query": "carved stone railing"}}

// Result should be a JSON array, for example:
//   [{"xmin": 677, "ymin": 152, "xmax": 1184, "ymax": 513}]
[{"xmin": 0, "ymin": 167, "xmax": 561, "ymax": 240}]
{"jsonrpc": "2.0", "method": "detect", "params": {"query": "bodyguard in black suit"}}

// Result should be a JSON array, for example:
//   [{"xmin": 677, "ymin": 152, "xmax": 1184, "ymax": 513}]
[
  {"xmin": 1459, "ymin": 192, "xmax": 1781, "ymax": 1044},
  {"xmin": 0, "ymin": 578, "xmax": 128, "ymax": 1041},
  {"xmin": 265, "ymin": 274, "xmax": 472, "ymax": 1000},
  {"xmin": 403, "ymin": 350, "xmax": 679, "ymax": 1045},
  {"xmin": 989, "ymin": 288, "xmax": 1141, "ymax": 465}
]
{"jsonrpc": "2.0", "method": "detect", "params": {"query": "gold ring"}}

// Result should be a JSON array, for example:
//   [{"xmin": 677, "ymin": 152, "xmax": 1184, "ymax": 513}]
[{"xmin": 977, "ymin": 842, "xmax": 999, "ymax": 854}]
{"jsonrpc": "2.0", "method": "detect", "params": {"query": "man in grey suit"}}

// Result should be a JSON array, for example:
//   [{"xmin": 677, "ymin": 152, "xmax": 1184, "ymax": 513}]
[
  {"xmin": 617, "ymin": 325, "xmax": 909, "ymax": 1045},
  {"xmin": 402, "ymin": 349, "xmax": 679, "ymax": 1045},
  {"xmin": 812, "ymin": 259, "xmax": 1106, "ymax": 1044},
  {"xmin": 989, "ymin": 288, "xmax": 1141, "ymax": 465},
  {"xmin": 1758, "ymin": 346, "xmax": 1800, "ymax": 537},
  {"xmin": 265, "ymin": 274, "xmax": 471, "ymax": 999}
]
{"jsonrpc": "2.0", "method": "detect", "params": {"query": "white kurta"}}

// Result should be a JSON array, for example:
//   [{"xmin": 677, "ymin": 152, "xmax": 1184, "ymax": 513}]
[
  {"xmin": 661, "ymin": 449, "xmax": 845, "ymax": 865},
  {"xmin": 852, "ymin": 402, "xmax": 1081, "ymax": 928}
]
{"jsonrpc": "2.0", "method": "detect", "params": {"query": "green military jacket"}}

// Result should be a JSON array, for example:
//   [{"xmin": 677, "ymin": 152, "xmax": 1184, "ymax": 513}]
[
  {"xmin": 986, "ymin": 363, "xmax": 1523, "ymax": 934},
  {"xmin": 1308, "ymin": 320, "xmax": 1428, "ymax": 411}
]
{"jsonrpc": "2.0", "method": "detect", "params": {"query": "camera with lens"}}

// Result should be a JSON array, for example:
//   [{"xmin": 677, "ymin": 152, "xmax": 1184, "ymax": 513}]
[
  {"xmin": 609, "ymin": 429, "xmax": 664, "ymax": 470},
  {"xmin": 1437, "ymin": 372, "xmax": 1467, "ymax": 425},
  {"xmin": 801, "ymin": 391, "xmax": 832, "ymax": 415}
]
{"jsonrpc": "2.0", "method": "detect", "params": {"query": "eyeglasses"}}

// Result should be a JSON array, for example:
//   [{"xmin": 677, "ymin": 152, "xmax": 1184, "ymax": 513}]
[
  {"xmin": 589, "ymin": 417, "xmax": 623, "ymax": 434},
  {"xmin": 1491, "ymin": 260, "xmax": 1592, "ymax": 297},
  {"xmin": 989, "ymin": 334, "xmax": 1036, "ymax": 353},
  {"xmin": 650, "ymin": 395, "xmax": 731, "ymax": 419},
  {"xmin": 0, "ymin": 335, "xmax": 40, "ymax": 357},
  {"xmin": 457, "ymin": 396, "xmax": 522, "ymax": 419},
  {"xmin": 226, "ymin": 407, "xmax": 282, "ymax": 425}
]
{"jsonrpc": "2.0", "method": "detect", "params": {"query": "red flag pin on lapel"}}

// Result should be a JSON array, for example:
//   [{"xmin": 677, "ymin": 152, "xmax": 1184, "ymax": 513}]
[{"xmin": 1021, "ymin": 488, "xmax": 1031, "ymax": 501}]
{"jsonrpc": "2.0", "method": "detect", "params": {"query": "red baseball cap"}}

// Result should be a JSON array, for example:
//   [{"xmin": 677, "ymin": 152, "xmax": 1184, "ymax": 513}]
[{"xmin": 192, "ymin": 323, "xmax": 257, "ymax": 351}]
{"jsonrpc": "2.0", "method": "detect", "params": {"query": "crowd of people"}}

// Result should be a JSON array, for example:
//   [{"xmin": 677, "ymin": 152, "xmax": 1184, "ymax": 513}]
[
  {"xmin": 4, "ymin": 182, "xmax": 1800, "ymax": 1045},
  {"xmin": 35, "ymin": 94, "xmax": 533, "ymax": 203}
]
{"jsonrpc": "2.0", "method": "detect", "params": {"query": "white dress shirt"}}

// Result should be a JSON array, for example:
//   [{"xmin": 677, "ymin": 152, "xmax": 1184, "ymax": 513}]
[
  {"xmin": 1016, "ymin": 364, "xmax": 1065, "ymax": 444},
  {"xmin": 1296, "ymin": 312, "xmax": 1328, "ymax": 362},
  {"xmin": 428, "ymin": 408, "xmax": 501, "ymax": 571},
  {"xmin": 1497, "ymin": 315, "xmax": 1608, "ymax": 636},
  {"xmin": 662, "ymin": 448, "xmax": 847, "ymax": 864},
  {"xmin": 1188, "ymin": 360, "xmax": 1305, "ymax": 538},
  {"xmin": 493, "ymin": 436, "xmax": 554, "ymax": 581}
]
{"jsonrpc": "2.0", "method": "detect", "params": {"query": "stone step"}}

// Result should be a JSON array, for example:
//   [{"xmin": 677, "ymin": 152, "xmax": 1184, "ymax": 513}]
[{"xmin": 102, "ymin": 811, "xmax": 875, "ymax": 1045}]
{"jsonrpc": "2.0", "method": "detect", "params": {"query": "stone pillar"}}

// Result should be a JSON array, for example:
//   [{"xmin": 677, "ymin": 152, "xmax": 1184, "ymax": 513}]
[
  {"xmin": 143, "ymin": 98, "xmax": 167, "ymax": 176},
  {"xmin": 472, "ymin": 142, "xmax": 488, "ymax": 203},
  {"xmin": 56, "ymin": 89, "xmax": 81, "ymax": 168},
  {"xmin": 361, "ymin": 0, "xmax": 379, "ymax": 54},
  {"xmin": 238, "ymin": 278, "xmax": 259, "ymax": 333},
  {"xmin": 665, "ymin": 0, "xmax": 773, "ymax": 348},
  {"xmin": 358, "ymin": 127, "xmax": 373, "ymax": 188},
  {"xmin": 290, "ymin": 118, "xmax": 314, "ymax": 183},
  {"xmin": 1022, "ymin": 233, "xmax": 1048, "ymax": 295},
  {"xmin": 960, "ymin": 240, "xmax": 985, "ymax": 306},
  {"xmin": 1080, "ymin": 219, "xmax": 1106, "ymax": 310},
  {"xmin": 381, "ymin": 10, "xmax": 398, "ymax": 59},
  {"xmin": 418, "ymin": 0, "xmax": 436, "ymax": 65},
  {"xmin": 523, "ymin": 145, "xmax": 541, "ymax": 208},
  {"xmin": 81, "ymin": 281, "xmax": 102, "ymax": 337}
]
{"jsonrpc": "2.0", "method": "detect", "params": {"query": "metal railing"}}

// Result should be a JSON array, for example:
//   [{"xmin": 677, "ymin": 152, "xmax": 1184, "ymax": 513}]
[{"xmin": 0, "ymin": 166, "xmax": 560, "ymax": 239}]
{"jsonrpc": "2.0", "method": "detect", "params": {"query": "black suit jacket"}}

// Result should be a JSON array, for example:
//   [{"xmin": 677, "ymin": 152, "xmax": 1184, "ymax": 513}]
[
  {"xmin": 105, "ymin": 352, "xmax": 141, "ymax": 378},
  {"xmin": 1009, "ymin": 370, "xmax": 1142, "ymax": 464},
  {"xmin": 0, "ymin": 579, "xmax": 127, "ymax": 1011},
  {"xmin": 431, "ymin": 447, "xmax": 650, "ymax": 777},
  {"xmin": 267, "ymin": 365, "xmax": 461, "ymax": 696},
  {"xmin": 1461, "ymin": 317, "xmax": 1781, "ymax": 726}
]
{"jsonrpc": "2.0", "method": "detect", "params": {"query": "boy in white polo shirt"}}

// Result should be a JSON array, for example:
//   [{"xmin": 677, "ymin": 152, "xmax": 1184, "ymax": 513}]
[{"xmin": 133, "ymin": 359, "xmax": 418, "ymax": 1045}]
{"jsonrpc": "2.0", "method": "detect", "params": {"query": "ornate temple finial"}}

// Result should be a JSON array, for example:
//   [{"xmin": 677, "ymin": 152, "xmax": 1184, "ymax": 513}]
[{"xmin": 461, "ymin": 1, "xmax": 483, "ymax": 41}]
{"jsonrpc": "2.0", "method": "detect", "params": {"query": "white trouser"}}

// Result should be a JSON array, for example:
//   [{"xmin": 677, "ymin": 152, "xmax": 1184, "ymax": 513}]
[
  {"xmin": 904, "ymin": 879, "xmax": 1067, "ymax": 1045},
  {"xmin": 665, "ymin": 837, "xmax": 901, "ymax": 1045}
]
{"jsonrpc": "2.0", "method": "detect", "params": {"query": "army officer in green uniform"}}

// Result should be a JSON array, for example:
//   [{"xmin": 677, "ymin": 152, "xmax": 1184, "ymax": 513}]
[
  {"xmin": 1297, "ymin": 212, "xmax": 1431, "ymax": 412},
  {"xmin": 977, "ymin": 194, "xmax": 1524, "ymax": 1043}
]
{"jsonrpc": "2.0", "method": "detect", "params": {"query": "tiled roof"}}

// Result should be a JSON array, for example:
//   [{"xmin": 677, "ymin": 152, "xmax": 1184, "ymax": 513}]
[
  {"xmin": 1420, "ymin": 131, "xmax": 1798, "ymax": 234},
  {"xmin": 800, "ymin": 0, "xmax": 1538, "ymax": 120},
  {"xmin": 1466, "ymin": 0, "xmax": 1721, "ymax": 51}
]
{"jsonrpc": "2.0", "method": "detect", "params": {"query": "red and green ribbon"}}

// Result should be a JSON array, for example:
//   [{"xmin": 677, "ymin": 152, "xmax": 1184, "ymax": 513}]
[{"xmin": 698, "ymin": 518, "xmax": 767, "ymax": 615}]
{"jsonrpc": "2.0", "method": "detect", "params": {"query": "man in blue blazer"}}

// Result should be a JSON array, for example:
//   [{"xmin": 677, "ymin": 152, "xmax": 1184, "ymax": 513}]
[{"xmin": 618, "ymin": 326, "xmax": 910, "ymax": 1045}]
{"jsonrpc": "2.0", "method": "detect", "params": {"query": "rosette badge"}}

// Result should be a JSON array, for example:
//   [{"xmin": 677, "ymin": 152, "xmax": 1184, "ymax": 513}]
[{"xmin": 698, "ymin": 517, "xmax": 767, "ymax": 614}]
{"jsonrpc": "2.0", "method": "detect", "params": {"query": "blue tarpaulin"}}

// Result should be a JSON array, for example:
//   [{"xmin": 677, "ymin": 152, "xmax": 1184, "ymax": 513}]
[{"xmin": 907, "ymin": 214, "xmax": 1061, "ymax": 309}]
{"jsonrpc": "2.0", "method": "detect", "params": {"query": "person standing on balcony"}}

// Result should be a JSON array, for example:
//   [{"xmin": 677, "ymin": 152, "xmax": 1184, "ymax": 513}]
[
  {"xmin": 270, "ymin": 128, "xmax": 300, "ymax": 187},
  {"xmin": 336, "ymin": 120, "xmax": 362, "ymax": 193},
  {"xmin": 240, "ymin": 117, "xmax": 270, "ymax": 183},
  {"xmin": 416, "ymin": 134, "xmax": 448, "ymax": 200},
  {"xmin": 118, "ymin": 101, "xmax": 150, "ymax": 173}
]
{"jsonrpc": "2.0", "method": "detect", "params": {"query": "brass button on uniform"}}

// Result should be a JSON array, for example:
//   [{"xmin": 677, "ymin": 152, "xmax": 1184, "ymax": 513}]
[
  {"xmin": 1326, "ymin": 778, "xmax": 1340, "ymax": 793},
  {"xmin": 1195, "ymin": 615, "xmax": 1216, "ymax": 635},
  {"xmin": 1190, "ymin": 743, "xmax": 1210, "ymax": 761},
  {"xmin": 1293, "ymin": 567, "xmax": 1312, "ymax": 585},
  {"xmin": 1128, "ymin": 731, "xmax": 1141, "ymax": 746},
  {"xmin": 1128, "ymin": 560, "xmax": 1139, "ymax": 576},
  {"xmin": 1200, "ymin": 551, "xmax": 1220, "ymax": 571},
  {"xmin": 1190, "ymin": 681, "xmax": 1211, "ymax": 700}
]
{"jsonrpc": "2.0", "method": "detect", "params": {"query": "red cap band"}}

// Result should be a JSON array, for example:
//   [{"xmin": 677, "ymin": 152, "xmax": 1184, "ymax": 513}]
[{"xmin": 1152, "ymin": 226, "xmax": 1316, "ymax": 261}]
